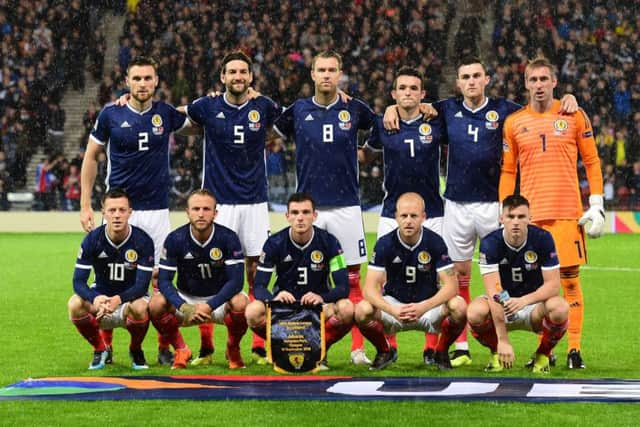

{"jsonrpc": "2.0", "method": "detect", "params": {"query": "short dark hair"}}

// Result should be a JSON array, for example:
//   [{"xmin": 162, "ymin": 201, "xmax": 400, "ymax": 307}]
[
  {"xmin": 501, "ymin": 194, "xmax": 530, "ymax": 210},
  {"xmin": 187, "ymin": 188, "xmax": 217, "ymax": 206},
  {"xmin": 102, "ymin": 188, "xmax": 130, "ymax": 206},
  {"xmin": 287, "ymin": 192, "xmax": 316, "ymax": 211},
  {"xmin": 312, "ymin": 50, "xmax": 342, "ymax": 70},
  {"xmin": 127, "ymin": 56, "xmax": 158, "ymax": 74},
  {"xmin": 456, "ymin": 55, "xmax": 487, "ymax": 76},
  {"xmin": 393, "ymin": 66, "xmax": 424, "ymax": 90},
  {"xmin": 221, "ymin": 51, "xmax": 253, "ymax": 74}
]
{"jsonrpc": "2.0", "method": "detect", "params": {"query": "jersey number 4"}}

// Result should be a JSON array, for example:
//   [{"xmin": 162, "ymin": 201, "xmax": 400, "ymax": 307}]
[{"xmin": 468, "ymin": 125, "xmax": 479, "ymax": 143}]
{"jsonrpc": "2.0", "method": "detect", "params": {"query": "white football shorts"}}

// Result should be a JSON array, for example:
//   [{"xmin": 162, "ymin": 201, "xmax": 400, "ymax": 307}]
[
  {"xmin": 314, "ymin": 205, "xmax": 367, "ymax": 265},
  {"xmin": 442, "ymin": 199, "xmax": 500, "ymax": 262},
  {"xmin": 216, "ymin": 202, "xmax": 270, "ymax": 257}
]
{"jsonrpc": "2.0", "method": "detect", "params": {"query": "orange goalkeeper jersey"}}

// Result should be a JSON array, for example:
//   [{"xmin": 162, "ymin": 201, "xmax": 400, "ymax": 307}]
[{"xmin": 500, "ymin": 100, "xmax": 603, "ymax": 221}]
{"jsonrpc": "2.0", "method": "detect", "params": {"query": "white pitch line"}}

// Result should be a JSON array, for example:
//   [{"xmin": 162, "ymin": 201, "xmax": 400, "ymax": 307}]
[
  {"xmin": 580, "ymin": 265, "xmax": 640, "ymax": 273},
  {"xmin": 471, "ymin": 259, "xmax": 640, "ymax": 273}
]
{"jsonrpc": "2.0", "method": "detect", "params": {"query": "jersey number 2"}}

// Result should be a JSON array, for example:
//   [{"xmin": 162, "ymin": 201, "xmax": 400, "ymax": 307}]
[{"xmin": 138, "ymin": 132, "xmax": 149, "ymax": 151}]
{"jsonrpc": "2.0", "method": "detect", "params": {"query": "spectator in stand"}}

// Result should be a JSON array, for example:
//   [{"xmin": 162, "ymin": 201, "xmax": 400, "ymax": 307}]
[
  {"xmin": 63, "ymin": 164, "xmax": 82, "ymax": 211},
  {"xmin": 629, "ymin": 161, "xmax": 640, "ymax": 209},
  {"xmin": 46, "ymin": 101, "xmax": 66, "ymax": 156},
  {"xmin": 169, "ymin": 165, "xmax": 194, "ymax": 209}
]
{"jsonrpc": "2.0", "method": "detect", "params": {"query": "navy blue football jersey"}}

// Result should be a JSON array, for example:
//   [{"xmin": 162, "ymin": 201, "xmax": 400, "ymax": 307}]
[
  {"xmin": 90, "ymin": 102, "xmax": 187, "ymax": 210},
  {"xmin": 369, "ymin": 227, "xmax": 453, "ymax": 303},
  {"xmin": 478, "ymin": 225, "xmax": 560, "ymax": 297},
  {"xmin": 274, "ymin": 97, "xmax": 376, "ymax": 206},
  {"xmin": 365, "ymin": 114, "xmax": 444, "ymax": 219},
  {"xmin": 158, "ymin": 223, "xmax": 245, "ymax": 310},
  {"xmin": 185, "ymin": 94, "xmax": 280, "ymax": 204},
  {"xmin": 254, "ymin": 226, "xmax": 349, "ymax": 302},
  {"xmin": 73, "ymin": 225, "xmax": 154, "ymax": 302},
  {"xmin": 435, "ymin": 97, "xmax": 521, "ymax": 202}
]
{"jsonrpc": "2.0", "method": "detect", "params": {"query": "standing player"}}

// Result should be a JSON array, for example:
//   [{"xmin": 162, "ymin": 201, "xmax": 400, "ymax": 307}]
[
  {"xmin": 151, "ymin": 189, "xmax": 248, "ymax": 369},
  {"xmin": 355, "ymin": 193, "xmax": 467, "ymax": 370},
  {"xmin": 68, "ymin": 189, "xmax": 153, "ymax": 370},
  {"xmin": 183, "ymin": 51, "xmax": 280, "ymax": 364},
  {"xmin": 500, "ymin": 56, "xmax": 604, "ymax": 369},
  {"xmin": 383, "ymin": 56, "xmax": 577, "ymax": 367},
  {"xmin": 274, "ymin": 50, "xmax": 376, "ymax": 365},
  {"xmin": 80, "ymin": 56, "xmax": 197, "ymax": 366},
  {"xmin": 247, "ymin": 193, "xmax": 393, "ymax": 369},
  {"xmin": 360, "ymin": 66, "xmax": 445, "ymax": 363},
  {"xmin": 469, "ymin": 195, "xmax": 569, "ymax": 374}
]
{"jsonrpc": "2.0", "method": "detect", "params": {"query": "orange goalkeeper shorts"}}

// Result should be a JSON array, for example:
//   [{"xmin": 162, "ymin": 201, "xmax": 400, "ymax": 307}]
[{"xmin": 533, "ymin": 219, "xmax": 587, "ymax": 267}]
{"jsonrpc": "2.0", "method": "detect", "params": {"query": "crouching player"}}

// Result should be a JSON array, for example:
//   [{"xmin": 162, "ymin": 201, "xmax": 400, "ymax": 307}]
[
  {"xmin": 68, "ymin": 189, "xmax": 153, "ymax": 370},
  {"xmin": 151, "ymin": 189, "xmax": 248, "ymax": 369},
  {"xmin": 355, "ymin": 193, "xmax": 467, "ymax": 370},
  {"xmin": 246, "ymin": 192, "xmax": 393, "ymax": 369},
  {"xmin": 468, "ymin": 195, "xmax": 569, "ymax": 374}
]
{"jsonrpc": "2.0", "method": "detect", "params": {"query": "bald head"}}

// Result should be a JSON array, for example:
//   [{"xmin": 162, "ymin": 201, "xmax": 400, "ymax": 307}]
[{"xmin": 396, "ymin": 192, "xmax": 425, "ymax": 213}]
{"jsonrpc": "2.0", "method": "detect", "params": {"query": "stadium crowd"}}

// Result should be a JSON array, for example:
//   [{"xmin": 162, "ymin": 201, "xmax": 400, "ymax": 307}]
[
  {"xmin": 1, "ymin": 0, "xmax": 639, "ymax": 211},
  {"xmin": 0, "ymin": 0, "xmax": 110, "ymax": 209}
]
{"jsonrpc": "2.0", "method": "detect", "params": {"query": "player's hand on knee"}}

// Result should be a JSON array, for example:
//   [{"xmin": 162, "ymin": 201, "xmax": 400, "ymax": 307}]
[
  {"xmin": 273, "ymin": 291, "xmax": 296, "ymax": 304},
  {"xmin": 300, "ymin": 292, "xmax": 323, "ymax": 306},
  {"xmin": 192, "ymin": 303, "xmax": 212, "ymax": 323},
  {"xmin": 578, "ymin": 195, "xmax": 605, "ymax": 238}
]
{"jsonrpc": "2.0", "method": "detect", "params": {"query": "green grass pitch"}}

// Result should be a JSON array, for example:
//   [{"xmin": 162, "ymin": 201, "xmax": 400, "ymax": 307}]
[{"xmin": 0, "ymin": 232, "xmax": 638, "ymax": 425}]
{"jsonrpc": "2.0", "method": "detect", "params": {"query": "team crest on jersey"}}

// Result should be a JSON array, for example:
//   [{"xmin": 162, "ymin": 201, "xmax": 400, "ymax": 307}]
[
  {"xmin": 417, "ymin": 251, "xmax": 431, "ymax": 271},
  {"xmin": 502, "ymin": 141, "xmax": 510, "ymax": 152},
  {"xmin": 485, "ymin": 110, "xmax": 499, "ymax": 130},
  {"xmin": 554, "ymin": 119, "xmax": 568, "ymax": 134},
  {"xmin": 418, "ymin": 123, "xmax": 433, "ymax": 143},
  {"xmin": 310, "ymin": 250, "xmax": 324, "ymax": 263},
  {"xmin": 161, "ymin": 247, "xmax": 167, "ymax": 260},
  {"xmin": 248, "ymin": 110, "xmax": 262, "ymax": 131},
  {"xmin": 524, "ymin": 250, "xmax": 538, "ymax": 263},
  {"xmin": 151, "ymin": 114, "xmax": 164, "ymax": 135},
  {"xmin": 125, "ymin": 249, "xmax": 138, "ymax": 263},
  {"xmin": 417, "ymin": 251, "xmax": 431, "ymax": 264},
  {"xmin": 310, "ymin": 250, "xmax": 324, "ymax": 271},
  {"xmin": 77, "ymin": 247, "xmax": 83, "ymax": 259},
  {"xmin": 210, "ymin": 247, "xmax": 223, "ymax": 261},
  {"xmin": 338, "ymin": 110, "xmax": 351, "ymax": 130}
]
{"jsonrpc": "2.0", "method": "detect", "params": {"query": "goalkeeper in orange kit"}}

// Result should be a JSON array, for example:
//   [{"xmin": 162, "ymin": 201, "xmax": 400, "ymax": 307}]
[{"xmin": 500, "ymin": 56, "xmax": 604, "ymax": 370}]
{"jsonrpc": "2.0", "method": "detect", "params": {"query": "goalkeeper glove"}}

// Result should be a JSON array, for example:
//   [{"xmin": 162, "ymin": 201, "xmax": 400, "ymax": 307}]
[{"xmin": 578, "ymin": 194, "xmax": 605, "ymax": 238}]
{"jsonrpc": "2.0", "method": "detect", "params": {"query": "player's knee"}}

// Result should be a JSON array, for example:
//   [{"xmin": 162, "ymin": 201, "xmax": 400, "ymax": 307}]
[
  {"xmin": 67, "ymin": 294, "xmax": 86, "ymax": 315},
  {"xmin": 229, "ymin": 292, "xmax": 249, "ymax": 312},
  {"xmin": 245, "ymin": 300, "xmax": 266, "ymax": 326},
  {"xmin": 546, "ymin": 296, "xmax": 569, "ymax": 322},
  {"xmin": 447, "ymin": 295, "xmax": 468, "ymax": 320},
  {"xmin": 127, "ymin": 298, "xmax": 148, "ymax": 319},
  {"xmin": 148, "ymin": 293, "xmax": 168, "ymax": 318},
  {"xmin": 334, "ymin": 298, "xmax": 354, "ymax": 323},
  {"xmin": 354, "ymin": 300, "xmax": 375, "ymax": 324},
  {"xmin": 466, "ymin": 297, "xmax": 490, "ymax": 325}
]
